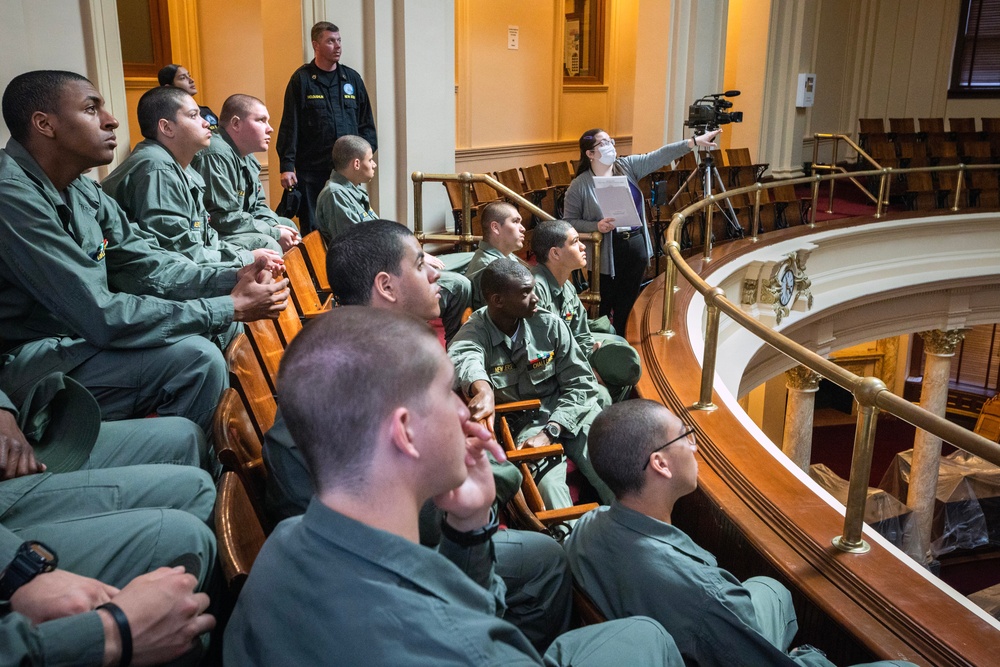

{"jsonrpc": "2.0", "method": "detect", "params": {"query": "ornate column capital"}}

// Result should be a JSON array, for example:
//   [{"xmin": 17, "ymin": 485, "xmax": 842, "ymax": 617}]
[
  {"xmin": 785, "ymin": 365, "xmax": 821, "ymax": 391},
  {"xmin": 918, "ymin": 329, "xmax": 969, "ymax": 356}
]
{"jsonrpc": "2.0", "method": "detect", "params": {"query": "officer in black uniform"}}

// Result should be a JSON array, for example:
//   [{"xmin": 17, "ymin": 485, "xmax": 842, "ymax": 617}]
[{"xmin": 276, "ymin": 21, "xmax": 378, "ymax": 235}]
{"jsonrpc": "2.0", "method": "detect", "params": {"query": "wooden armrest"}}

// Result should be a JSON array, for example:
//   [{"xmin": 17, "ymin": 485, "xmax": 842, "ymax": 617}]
[
  {"xmin": 536, "ymin": 503, "xmax": 599, "ymax": 525},
  {"xmin": 495, "ymin": 399, "xmax": 542, "ymax": 414},
  {"xmin": 505, "ymin": 444, "xmax": 565, "ymax": 463}
]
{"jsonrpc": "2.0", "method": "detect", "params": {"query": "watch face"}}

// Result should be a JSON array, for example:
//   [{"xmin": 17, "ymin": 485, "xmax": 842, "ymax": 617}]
[{"xmin": 779, "ymin": 268, "xmax": 795, "ymax": 306}]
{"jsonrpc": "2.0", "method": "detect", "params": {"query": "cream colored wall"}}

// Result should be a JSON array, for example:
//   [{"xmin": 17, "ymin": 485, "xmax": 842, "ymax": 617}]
[
  {"xmin": 723, "ymin": 0, "xmax": 770, "ymax": 157},
  {"xmin": 455, "ymin": 0, "xmax": 639, "ymax": 173}
]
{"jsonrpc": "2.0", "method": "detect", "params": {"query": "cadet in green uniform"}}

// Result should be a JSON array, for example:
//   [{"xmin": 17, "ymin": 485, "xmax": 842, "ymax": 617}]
[
  {"xmin": 448, "ymin": 259, "xmax": 614, "ymax": 507},
  {"xmin": 464, "ymin": 201, "xmax": 527, "ymax": 310},
  {"xmin": 0, "ymin": 71, "xmax": 289, "ymax": 432},
  {"xmin": 565, "ymin": 400, "xmax": 917, "ymax": 667},
  {"xmin": 0, "ymin": 383, "xmax": 217, "ymax": 666},
  {"xmin": 103, "ymin": 86, "xmax": 283, "ymax": 273},
  {"xmin": 226, "ymin": 307, "xmax": 682, "ymax": 666},
  {"xmin": 316, "ymin": 135, "xmax": 472, "ymax": 342},
  {"xmin": 190, "ymin": 94, "xmax": 301, "ymax": 254},
  {"xmin": 531, "ymin": 220, "xmax": 641, "ymax": 403}
]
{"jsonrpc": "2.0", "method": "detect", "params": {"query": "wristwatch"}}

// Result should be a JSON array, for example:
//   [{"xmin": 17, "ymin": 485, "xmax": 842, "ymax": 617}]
[
  {"xmin": 440, "ymin": 507, "xmax": 499, "ymax": 547},
  {"xmin": 543, "ymin": 422, "xmax": 563, "ymax": 441},
  {"xmin": 0, "ymin": 540, "xmax": 58, "ymax": 600}
]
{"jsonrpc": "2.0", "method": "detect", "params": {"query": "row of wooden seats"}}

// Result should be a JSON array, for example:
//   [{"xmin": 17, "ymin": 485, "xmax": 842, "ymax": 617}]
[
  {"xmin": 859, "ymin": 117, "xmax": 1000, "ymax": 163},
  {"xmin": 900, "ymin": 169, "xmax": 1000, "ymax": 211}
]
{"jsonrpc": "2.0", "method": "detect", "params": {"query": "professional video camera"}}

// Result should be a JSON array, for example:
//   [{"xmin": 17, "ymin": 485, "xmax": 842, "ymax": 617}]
[{"xmin": 684, "ymin": 90, "xmax": 743, "ymax": 132}]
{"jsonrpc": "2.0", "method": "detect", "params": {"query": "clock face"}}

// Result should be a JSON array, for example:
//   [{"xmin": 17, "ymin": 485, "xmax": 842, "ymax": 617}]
[{"xmin": 778, "ymin": 268, "xmax": 795, "ymax": 306}]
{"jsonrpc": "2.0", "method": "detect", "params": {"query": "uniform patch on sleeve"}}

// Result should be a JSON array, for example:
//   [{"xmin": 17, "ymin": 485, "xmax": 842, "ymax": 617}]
[{"xmin": 91, "ymin": 238, "xmax": 108, "ymax": 261}]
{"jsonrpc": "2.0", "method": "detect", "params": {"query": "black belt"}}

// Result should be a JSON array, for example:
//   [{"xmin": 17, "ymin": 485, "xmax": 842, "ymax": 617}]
[{"xmin": 616, "ymin": 227, "xmax": 643, "ymax": 240}]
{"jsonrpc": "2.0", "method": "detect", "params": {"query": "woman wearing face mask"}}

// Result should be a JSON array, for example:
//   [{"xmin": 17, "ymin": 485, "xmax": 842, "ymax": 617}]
[
  {"xmin": 563, "ymin": 128, "xmax": 721, "ymax": 330},
  {"xmin": 157, "ymin": 64, "xmax": 220, "ymax": 132}
]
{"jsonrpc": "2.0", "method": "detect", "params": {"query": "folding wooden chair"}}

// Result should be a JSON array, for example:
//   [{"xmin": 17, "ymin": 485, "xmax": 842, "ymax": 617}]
[
  {"xmin": 981, "ymin": 118, "xmax": 1000, "ymax": 134},
  {"xmin": 960, "ymin": 141, "xmax": 992, "ymax": 164},
  {"xmin": 858, "ymin": 118, "xmax": 886, "ymax": 134},
  {"xmin": 301, "ymin": 230, "xmax": 330, "ymax": 293},
  {"xmin": 888, "ymin": 118, "xmax": 918, "ymax": 147},
  {"xmin": 225, "ymin": 333, "xmax": 277, "ymax": 441},
  {"xmin": 918, "ymin": 117, "xmax": 945, "ymax": 134},
  {"xmin": 949, "ymin": 117, "xmax": 977, "ymax": 134},
  {"xmin": 544, "ymin": 161, "xmax": 574, "ymax": 188},
  {"xmin": 973, "ymin": 394, "xmax": 1000, "ymax": 443},
  {"xmin": 444, "ymin": 180, "xmax": 469, "ymax": 234},
  {"xmin": 928, "ymin": 140, "xmax": 960, "ymax": 166},
  {"xmin": 213, "ymin": 387, "xmax": 269, "ymax": 521},
  {"xmin": 493, "ymin": 400, "xmax": 599, "ymax": 538},
  {"xmin": 244, "ymin": 317, "xmax": 284, "ymax": 393},
  {"xmin": 936, "ymin": 170, "xmax": 969, "ymax": 208},
  {"xmin": 284, "ymin": 246, "xmax": 332, "ymax": 318},
  {"xmin": 520, "ymin": 164, "xmax": 559, "ymax": 217},
  {"xmin": 215, "ymin": 470, "xmax": 266, "ymax": 595},
  {"xmin": 970, "ymin": 169, "xmax": 1000, "ymax": 208},
  {"xmin": 275, "ymin": 294, "xmax": 303, "ymax": 346},
  {"xmin": 903, "ymin": 171, "xmax": 938, "ymax": 210}
]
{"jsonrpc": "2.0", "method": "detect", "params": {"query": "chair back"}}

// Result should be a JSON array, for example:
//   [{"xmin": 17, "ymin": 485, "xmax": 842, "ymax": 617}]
[
  {"xmin": 284, "ymin": 246, "xmax": 332, "ymax": 318},
  {"xmin": 276, "ymin": 294, "xmax": 303, "ymax": 346},
  {"xmin": 545, "ymin": 161, "xmax": 574, "ymax": 187},
  {"xmin": 974, "ymin": 395, "xmax": 1000, "ymax": 443},
  {"xmin": 215, "ymin": 471, "xmax": 266, "ymax": 595},
  {"xmin": 858, "ymin": 118, "xmax": 886, "ymax": 134},
  {"xmin": 225, "ymin": 333, "xmax": 277, "ymax": 440},
  {"xmin": 244, "ymin": 318, "xmax": 284, "ymax": 393},
  {"xmin": 301, "ymin": 231, "xmax": 330, "ymax": 292},
  {"xmin": 522, "ymin": 164, "xmax": 551, "ymax": 191}
]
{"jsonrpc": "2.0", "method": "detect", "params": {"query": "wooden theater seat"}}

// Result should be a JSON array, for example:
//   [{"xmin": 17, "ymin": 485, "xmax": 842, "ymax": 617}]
[
  {"xmin": 284, "ymin": 246, "xmax": 332, "ymax": 318},
  {"xmin": 215, "ymin": 470, "xmax": 267, "ymax": 595},
  {"xmin": 301, "ymin": 230, "xmax": 330, "ymax": 293},
  {"xmin": 224, "ymin": 333, "xmax": 277, "ymax": 441}
]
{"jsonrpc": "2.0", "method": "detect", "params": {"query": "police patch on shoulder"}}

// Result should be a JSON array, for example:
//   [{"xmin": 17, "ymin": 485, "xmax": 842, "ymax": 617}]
[
  {"xmin": 307, "ymin": 94, "xmax": 324, "ymax": 100},
  {"xmin": 491, "ymin": 363, "xmax": 515, "ymax": 374},
  {"xmin": 343, "ymin": 83, "xmax": 355, "ymax": 95},
  {"xmin": 191, "ymin": 219, "xmax": 202, "ymax": 229}
]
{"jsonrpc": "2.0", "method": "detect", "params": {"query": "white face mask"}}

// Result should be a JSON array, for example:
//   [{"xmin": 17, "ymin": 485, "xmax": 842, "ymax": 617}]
[{"xmin": 597, "ymin": 143, "xmax": 617, "ymax": 165}]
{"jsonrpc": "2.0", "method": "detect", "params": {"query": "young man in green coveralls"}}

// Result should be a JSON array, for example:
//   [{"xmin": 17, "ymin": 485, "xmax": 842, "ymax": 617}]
[
  {"xmin": 263, "ymin": 220, "xmax": 574, "ymax": 651},
  {"xmin": 0, "ymin": 383, "xmax": 216, "ymax": 666},
  {"xmin": 0, "ymin": 70, "xmax": 288, "ymax": 433},
  {"xmin": 464, "ymin": 200, "xmax": 526, "ymax": 309},
  {"xmin": 448, "ymin": 259, "xmax": 614, "ymax": 508},
  {"xmin": 103, "ymin": 86, "xmax": 283, "ymax": 274},
  {"xmin": 564, "ymin": 400, "xmax": 918, "ymax": 667},
  {"xmin": 190, "ymin": 94, "xmax": 301, "ymax": 255},
  {"xmin": 226, "ymin": 307, "xmax": 683, "ymax": 665},
  {"xmin": 531, "ymin": 220, "xmax": 642, "ymax": 403},
  {"xmin": 314, "ymin": 134, "xmax": 472, "ymax": 343}
]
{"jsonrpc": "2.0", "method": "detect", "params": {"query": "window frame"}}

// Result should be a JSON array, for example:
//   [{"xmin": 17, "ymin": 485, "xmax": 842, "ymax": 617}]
[{"xmin": 949, "ymin": 0, "xmax": 1000, "ymax": 98}]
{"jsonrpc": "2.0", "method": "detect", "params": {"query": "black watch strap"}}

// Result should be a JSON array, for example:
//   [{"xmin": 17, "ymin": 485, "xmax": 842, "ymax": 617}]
[
  {"xmin": 0, "ymin": 540, "xmax": 58, "ymax": 600},
  {"xmin": 440, "ymin": 508, "xmax": 499, "ymax": 547}
]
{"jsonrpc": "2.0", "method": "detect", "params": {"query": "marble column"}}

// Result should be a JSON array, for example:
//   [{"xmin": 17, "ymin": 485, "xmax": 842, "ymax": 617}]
[
  {"xmin": 782, "ymin": 366, "xmax": 821, "ymax": 471},
  {"xmin": 903, "ymin": 329, "xmax": 967, "ymax": 566}
]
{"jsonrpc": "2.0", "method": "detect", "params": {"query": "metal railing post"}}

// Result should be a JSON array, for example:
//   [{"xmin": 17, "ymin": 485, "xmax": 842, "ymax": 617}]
[
  {"xmin": 703, "ymin": 197, "xmax": 715, "ymax": 262},
  {"xmin": 412, "ymin": 172, "xmax": 424, "ymax": 235},
  {"xmin": 828, "ymin": 140, "xmax": 838, "ymax": 213},
  {"xmin": 810, "ymin": 175, "xmax": 820, "ymax": 226},
  {"xmin": 459, "ymin": 172, "xmax": 474, "ymax": 251},
  {"xmin": 693, "ymin": 288, "xmax": 723, "ymax": 411},
  {"xmin": 751, "ymin": 184, "xmax": 762, "ymax": 241},
  {"xmin": 833, "ymin": 377, "xmax": 886, "ymax": 553},
  {"xmin": 952, "ymin": 166, "xmax": 965, "ymax": 211},
  {"xmin": 658, "ymin": 240, "xmax": 680, "ymax": 337},
  {"xmin": 875, "ymin": 169, "xmax": 889, "ymax": 219}
]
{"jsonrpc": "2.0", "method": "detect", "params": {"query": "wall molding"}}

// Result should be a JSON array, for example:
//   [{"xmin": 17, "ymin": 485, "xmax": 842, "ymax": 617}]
[{"xmin": 456, "ymin": 135, "xmax": 633, "ymax": 162}]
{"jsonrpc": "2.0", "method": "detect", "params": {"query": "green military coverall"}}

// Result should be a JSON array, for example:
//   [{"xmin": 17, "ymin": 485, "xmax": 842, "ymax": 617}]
[
  {"xmin": 224, "ymin": 498, "xmax": 682, "ymax": 665},
  {"xmin": 464, "ymin": 238, "xmax": 516, "ymax": 310},
  {"xmin": 448, "ymin": 308, "xmax": 613, "ymax": 507},
  {"xmin": 0, "ymin": 139, "xmax": 237, "ymax": 432},
  {"xmin": 102, "ymin": 139, "xmax": 253, "ymax": 267},
  {"xmin": 0, "ymin": 388, "xmax": 217, "ymax": 667},
  {"xmin": 190, "ymin": 129, "xmax": 298, "ymax": 253},
  {"xmin": 532, "ymin": 264, "xmax": 641, "ymax": 402}
]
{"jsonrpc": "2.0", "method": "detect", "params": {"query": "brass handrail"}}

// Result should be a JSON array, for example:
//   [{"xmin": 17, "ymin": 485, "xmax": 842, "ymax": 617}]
[
  {"xmin": 411, "ymin": 171, "xmax": 603, "ymax": 303},
  {"xmin": 660, "ymin": 162, "xmax": 1000, "ymax": 552},
  {"xmin": 812, "ymin": 133, "xmax": 883, "ymax": 211}
]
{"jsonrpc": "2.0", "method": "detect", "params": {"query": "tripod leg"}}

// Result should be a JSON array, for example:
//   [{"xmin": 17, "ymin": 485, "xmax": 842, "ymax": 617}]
[{"xmin": 708, "ymin": 166, "xmax": 745, "ymax": 239}]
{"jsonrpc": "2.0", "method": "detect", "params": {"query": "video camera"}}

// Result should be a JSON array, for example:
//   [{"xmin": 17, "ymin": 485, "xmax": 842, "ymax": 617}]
[{"xmin": 685, "ymin": 90, "xmax": 743, "ymax": 133}]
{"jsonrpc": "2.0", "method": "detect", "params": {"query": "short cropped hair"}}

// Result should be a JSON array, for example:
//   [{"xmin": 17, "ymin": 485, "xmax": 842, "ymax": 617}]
[
  {"xmin": 2, "ymin": 70, "xmax": 89, "ymax": 143},
  {"xmin": 531, "ymin": 220, "xmax": 573, "ymax": 263},
  {"xmin": 220, "ymin": 94, "xmax": 264, "ymax": 126},
  {"xmin": 327, "ymin": 219, "xmax": 413, "ymax": 306},
  {"xmin": 480, "ymin": 258, "xmax": 530, "ymax": 301},
  {"xmin": 157, "ymin": 64, "xmax": 181, "ymax": 87},
  {"xmin": 589, "ymin": 399, "xmax": 672, "ymax": 498},
  {"xmin": 332, "ymin": 135, "xmax": 372, "ymax": 171},
  {"xmin": 311, "ymin": 21, "xmax": 340, "ymax": 42},
  {"xmin": 479, "ymin": 201, "xmax": 517, "ymax": 234},
  {"xmin": 137, "ymin": 85, "xmax": 190, "ymax": 140},
  {"xmin": 278, "ymin": 307, "xmax": 441, "ymax": 494}
]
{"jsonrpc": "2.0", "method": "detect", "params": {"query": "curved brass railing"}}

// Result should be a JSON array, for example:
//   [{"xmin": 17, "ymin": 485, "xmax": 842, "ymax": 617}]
[
  {"xmin": 660, "ymin": 160, "xmax": 1000, "ymax": 552},
  {"xmin": 410, "ymin": 171, "xmax": 603, "ymax": 303}
]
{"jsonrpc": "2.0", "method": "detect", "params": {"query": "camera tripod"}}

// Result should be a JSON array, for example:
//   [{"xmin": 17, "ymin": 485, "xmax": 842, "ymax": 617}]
[{"xmin": 668, "ymin": 146, "xmax": 745, "ymax": 240}]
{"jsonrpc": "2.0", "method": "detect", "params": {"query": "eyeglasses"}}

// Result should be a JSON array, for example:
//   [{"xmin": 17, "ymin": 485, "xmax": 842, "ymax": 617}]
[
  {"xmin": 596, "ymin": 137, "xmax": 616, "ymax": 148},
  {"xmin": 642, "ymin": 427, "xmax": 695, "ymax": 470}
]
